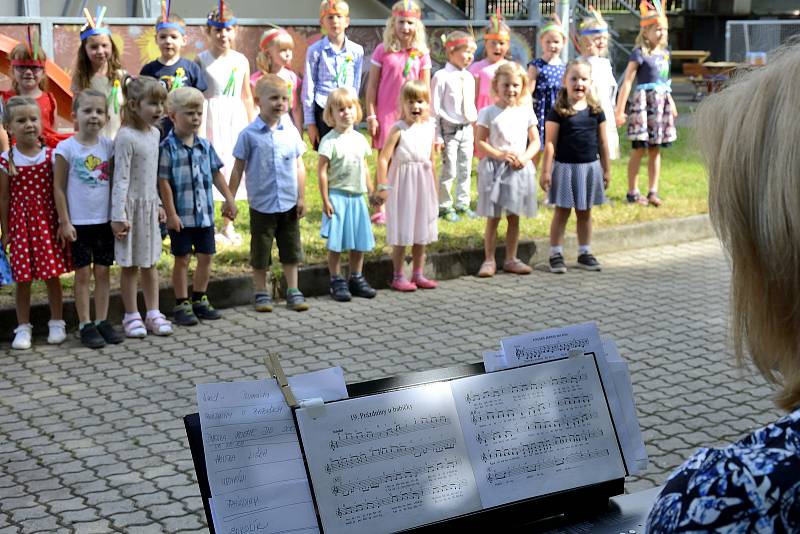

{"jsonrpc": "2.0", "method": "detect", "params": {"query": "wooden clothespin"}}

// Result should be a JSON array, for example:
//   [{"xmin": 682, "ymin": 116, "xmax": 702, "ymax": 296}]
[{"xmin": 265, "ymin": 353, "xmax": 298, "ymax": 407}]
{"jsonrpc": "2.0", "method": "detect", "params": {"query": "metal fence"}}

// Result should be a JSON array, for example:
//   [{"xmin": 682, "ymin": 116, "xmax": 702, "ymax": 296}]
[
  {"xmin": 463, "ymin": 0, "xmax": 685, "ymax": 18},
  {"xmin": 726, "ymin": 19, "xmax": 800, "ymax": 62}
]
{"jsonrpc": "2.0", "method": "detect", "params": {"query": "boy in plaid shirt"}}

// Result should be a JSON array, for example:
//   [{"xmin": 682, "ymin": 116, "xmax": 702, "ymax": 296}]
[{"xmin": 158, "ymin": 87, "xmax": 237, "ymax": 326}]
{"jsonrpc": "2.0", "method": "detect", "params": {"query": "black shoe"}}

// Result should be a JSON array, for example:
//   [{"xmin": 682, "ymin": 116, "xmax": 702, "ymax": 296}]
[
  {"xmin": 549, "ymin": 253, "xmax": 567, "ymax": 274},
  {"xmin": 576, "ymin": 253, "xmax": 602, "ymax": 271},
  {"xmin": 96, "ymin": 320, "xmax": 124, "ymax": 344},
  {"xmin": 80, "ymin": 323, "xmax": 106, "ymax": 349},
  {"xmin": 192, "ymin": 295, "xmax": 222, "ymax": 320},
  {"xmin": 330, "ymin": 277, "xmax": 352, "ymax": 302},
  {"xmin": 349, "ymin": 274, "xmax": 376, "ymax": 299},
  {"xmin": 173, "ymin": 300, "xmax": 200, "ymax": 326}
]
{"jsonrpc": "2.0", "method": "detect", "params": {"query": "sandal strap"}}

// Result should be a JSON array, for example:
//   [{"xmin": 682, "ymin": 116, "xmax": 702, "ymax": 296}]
[{"xmin": 123, "ymin": 316, "xmax": 145, "ymax": 329}]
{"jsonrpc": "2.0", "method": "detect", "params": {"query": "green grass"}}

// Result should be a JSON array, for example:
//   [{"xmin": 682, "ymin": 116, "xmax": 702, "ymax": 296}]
[{"xmin": 0, "ymin": 125, "xmax": 706, "ymax": 306}]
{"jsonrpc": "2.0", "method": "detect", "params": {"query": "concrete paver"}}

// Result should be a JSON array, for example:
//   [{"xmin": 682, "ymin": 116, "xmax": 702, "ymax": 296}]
[{"xmin": 0, "ymin": 238, "xmax": 783, "ymax": 531}]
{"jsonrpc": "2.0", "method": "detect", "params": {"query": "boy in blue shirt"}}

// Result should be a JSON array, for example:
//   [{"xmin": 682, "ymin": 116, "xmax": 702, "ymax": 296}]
[
  {"xmin": 158, "ymin": 87, "xmax": 237, "ymax": 326},
  {"xmin": 230, "ymin": 75, "xmax": 309, "ymax": 312},
  {"xmin": 302, "ymin": 0, "xmax": 364, "ymax": 149},
  {"xmin": 141, "ymin": 13, "xmax": 208, "ymax": 139}
]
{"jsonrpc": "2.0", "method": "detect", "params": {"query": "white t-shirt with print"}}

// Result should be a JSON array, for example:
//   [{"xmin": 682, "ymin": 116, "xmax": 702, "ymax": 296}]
[{"xmin": 54, "ymin": 136, "xmax": 114, "ymax": 225}]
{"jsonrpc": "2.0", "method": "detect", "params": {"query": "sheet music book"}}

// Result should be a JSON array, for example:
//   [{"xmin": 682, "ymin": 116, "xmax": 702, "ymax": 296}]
[{"xmin": 296, "ymin": 353, "xmax": 626, "ymax": 534}]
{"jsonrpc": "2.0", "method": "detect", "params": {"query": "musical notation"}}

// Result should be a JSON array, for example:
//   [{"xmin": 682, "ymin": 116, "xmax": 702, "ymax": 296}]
[
  {"xmin": 326, "ymin": 439, "xmax": 457, "ymax": 473},
  {"xmin": 335, "ymin": 480, "xmax": 469, "ymax": 518},
  {"xmin": 329, "ymin": 416, "xmax": 450, "ymax": 451},
  {"xmin": 331, "ymin": 458, "xmax": 463, "ymax": 496},
  {"xmin": 463, "ymin": 369, "xmax": 589, "ymax": 403},
  {"xmin": 486, "ymin": 448, "xmax": 611, "ymax": 483}
]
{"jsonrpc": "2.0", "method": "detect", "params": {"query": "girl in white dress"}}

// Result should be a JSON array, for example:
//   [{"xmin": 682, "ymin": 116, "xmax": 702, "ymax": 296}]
[
  {"xmin": 578, "ymin": 8, "xmax": 620, "ymax": 160},
  {"xmin": 110, "ymin": 76, "xmax": 173, "ymax": 338},
  {"xmin": 197, "ymin": 3, "xmax": 255, "ymax": 244},
  {"xmin": 375, "ymin": 80, "xmax": 439, "ymax": 292}
]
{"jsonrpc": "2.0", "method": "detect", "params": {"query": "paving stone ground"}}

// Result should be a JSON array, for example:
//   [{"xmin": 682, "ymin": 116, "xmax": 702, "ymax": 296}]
[{"xmin": 0, "ymin": 238, "xmax": 784, "ymax": 533}]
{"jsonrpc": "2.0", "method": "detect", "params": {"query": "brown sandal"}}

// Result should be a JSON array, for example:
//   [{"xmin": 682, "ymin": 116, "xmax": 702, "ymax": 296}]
[{"xmin": 647, "ymin": 192, "xmax": 663, "ymax": 207}]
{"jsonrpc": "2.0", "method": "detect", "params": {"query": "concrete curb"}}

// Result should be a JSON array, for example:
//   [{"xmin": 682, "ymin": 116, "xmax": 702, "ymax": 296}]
[{"xmin": 1, "ymin": 214, "xmax": 713, "ymax": 337}]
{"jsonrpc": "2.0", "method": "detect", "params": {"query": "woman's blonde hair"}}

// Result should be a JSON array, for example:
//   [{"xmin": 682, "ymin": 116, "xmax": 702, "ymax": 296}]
[
  {"xmin": 322, "ymin": 87, "xmax": 362, "ymax": 127},
  {"xmin": 73, "ymin": 33, "xmax": 123, "ymax": 91},
  {"xmin": 634, "ymin": 23, "xmax": 667, "ymax": 56},
  {"xmin": 256, "ymin": 28, "xmax": 294, "ymax": 75},
  {"xmin": 8, "ymin": 44, "xmax": 48, "ymax": 93},
  {"xmin": 491, "ymin": 61, "xmax": 530, "ymax": 107},
  {"xmin": 696, "ymin": 45, "xmax": 800, "ymax": 411},
  {"xmin": 121, "ymin": 75, "xmax": 167, "ymax": 130},
  {"xmin": 553, "ymin": 59, "xmax": 602, "ymax": 116},
  {"xmin": 382, "ymin": 0, "xmax": 428, "ymax": 54},
  {"xmin": 398, "ymin": 79, "xmax": 430, "ymax": 122},
  {"xmin": 2, "ymin": 96, "xmax": 42, "ymax": 176}
]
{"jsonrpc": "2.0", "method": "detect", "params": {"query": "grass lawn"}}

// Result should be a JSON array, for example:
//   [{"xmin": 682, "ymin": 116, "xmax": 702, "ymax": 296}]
[{"xmin": 0, "ymin": 125, "xmax": 706, "ymax": 305}]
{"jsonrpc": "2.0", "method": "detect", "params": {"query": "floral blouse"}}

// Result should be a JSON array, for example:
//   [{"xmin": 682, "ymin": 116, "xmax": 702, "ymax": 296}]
[{"xmin": 647, "ymin": 407, "xmax": 800, "ymax": 533}]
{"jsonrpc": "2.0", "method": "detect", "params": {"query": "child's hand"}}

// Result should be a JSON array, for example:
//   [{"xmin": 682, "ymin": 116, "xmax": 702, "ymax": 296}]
[
  {"xmin": 434, "ymin": 142, "xmax": 443, "ymax": 153},
  {"xmin": 296, "ymin": 199, "xmax": 306, "ymax": 219},
  {"xmin": 377, "ymin": 190, "xmax": 389, "ymax": 203},
  {"xmin": 615, "ymin": 112, "xmax": 627, "ymax": 127},
  {"xmin": 222, "ymin": 200, "xmax": 237, "ymax": 221},
  {"xmin": 307, "ymin": 124, "xmax": 319, "ymax": 147},
  {"xmin": 166, "ymin": 214, "xmax": 182, "ymax": 232},
  {"xmin": 603, "ymin": 171, "xmax": 611, "ymax": 190},
  {"xmin": 322, "ymin": 199, "xmax": 334, "ymax": 218},
  {"xmin": 367, "ymin": 117, "xmax": 378, "ymax": 139},
  {"xmin": 539, "ymin": 172, "xmax": 552, "ymax": 192},
  {"xmin": 158, "ymin": 207, "xmax": 167, "ymax": 224},
  {"xmin": 502, "ymin": 151, "xmax": 520, "ymax": 167},
  {"xmin": 672, "ymin": 107, "xmax": 679, "ymax": 119},
  {"xmin": 110, "ymin": 221, "xmax": 129, "ymax": 240},
  {"xmin": 368, "ymin": 193, "xmax": 382, "ymax": 208},
  {"xmin": 58, "ymin": 222, "xmax": 77, "ymax": 247}
]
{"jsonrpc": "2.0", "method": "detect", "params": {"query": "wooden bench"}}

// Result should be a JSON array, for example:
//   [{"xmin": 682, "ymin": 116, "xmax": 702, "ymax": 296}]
[{"xmin": 671, "ymin": 50, "xmax": 711, "ymax": 64}]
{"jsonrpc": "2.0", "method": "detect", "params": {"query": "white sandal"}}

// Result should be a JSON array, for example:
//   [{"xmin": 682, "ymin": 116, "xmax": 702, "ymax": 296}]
[
  {"xmin": 123, "ymin": 316, "xmax": 147, "ymax": 339},
  {"xmin": 145, "ymin": 312, "xmax": 173, "ymax": 336}
]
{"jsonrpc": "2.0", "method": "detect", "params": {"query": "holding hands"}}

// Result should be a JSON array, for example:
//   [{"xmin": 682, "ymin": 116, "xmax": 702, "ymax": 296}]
[{"xmin": 110, "ymin": 221, "xmax": 130, "ymax": 240}]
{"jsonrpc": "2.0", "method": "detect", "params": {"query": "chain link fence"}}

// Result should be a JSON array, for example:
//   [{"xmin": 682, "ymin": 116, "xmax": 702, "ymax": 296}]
[{"xmin": 726, "ymin": 20, "xmax": 800, "ymax": 62}]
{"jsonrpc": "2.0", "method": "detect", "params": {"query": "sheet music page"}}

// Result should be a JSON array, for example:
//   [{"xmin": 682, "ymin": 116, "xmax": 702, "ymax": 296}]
[
  {"xmin": 295, "ymin": 382, "xmax": 482, "ymax": 534},
  {"xmin": 197, "ymin": 380, "xmax": 319, "ymax": 534},
  {"xmin": 450, "ymin": 354, "xmax": 626, "ymax": 509},
  {"xmin": 500, "ymin": 322, "xmax": 605, "ymax": 367}
]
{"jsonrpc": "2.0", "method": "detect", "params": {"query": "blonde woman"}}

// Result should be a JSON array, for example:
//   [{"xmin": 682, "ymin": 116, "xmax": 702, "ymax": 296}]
[{"xmin": 647, "ymin": 46, "xmax": 800, "ymax": 532}]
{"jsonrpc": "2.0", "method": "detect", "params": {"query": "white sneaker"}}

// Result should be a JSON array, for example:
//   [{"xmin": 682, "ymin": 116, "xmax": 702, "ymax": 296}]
[
  {"xmin": 12, "ymin": 324, "xmax": 33, "ymax": 350},
  {"xmin": 47, "ymin": 319, "xmax": 67, "ymax": 344}
]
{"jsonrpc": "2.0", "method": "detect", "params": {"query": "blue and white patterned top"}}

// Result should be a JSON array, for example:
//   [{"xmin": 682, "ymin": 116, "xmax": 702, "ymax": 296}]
[
  {"xmin": 529, "ymin": 57, "xmax": 565, "ymax": 149},
  {"xmin": 647, "ymin": 407, "xmax": 800, "ymax": 533}
]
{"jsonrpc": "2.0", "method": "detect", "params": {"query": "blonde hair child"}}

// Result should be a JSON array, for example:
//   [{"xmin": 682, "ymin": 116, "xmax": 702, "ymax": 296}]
[
  {"xmin": 541, "ymin": 59, "xmax": 611, "ymax": 274},
  {"xmin": 528, "ymin": 15, "xmax": 566, "ymax": 166},
  {"xmin": 303, "ymin": 1, "xmax": 364, "ymax": 149},
  {"xmin": 318, "ymin": 88, "xmax": 377, "ymax": 301},
  {"xmin": 469, "ymin": 11, "xmax": 511, "ymax": 112},
  {"xmin": 252, "ymin": 27, "xmax": 303, "ymax": 128},
  {"xmin": 0, "ymin": 97, "xmax": 71, "ymax": 349},
  {"xmin": 375, "ymin": 80, "xmax": 439, "ymax": 291},
  {"xmin": 110, "ymin": 76, "xmax": 173, "ymax": 338},
  {"xmin": 475, "ymin": 62, "xmax": 539, "ymax": 277},
  {"xmin": 614, "ymin": 0, "xmax": 676, "ymax": 207},
  {"xmin": 578, "ymin": 8, "xmax": 620, "ymax": 160},
  {"xmin": 71, "ymin": 6, "xmax": 126, "ymax": 139},
  {"xmin": 196, "ymin": 2, "xmax": 255, "ymax": 245}
]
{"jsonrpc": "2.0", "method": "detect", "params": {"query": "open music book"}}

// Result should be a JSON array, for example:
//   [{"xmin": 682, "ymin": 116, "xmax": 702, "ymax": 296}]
[{"xmin": 295, "ymin": 352, "xmax": 627, "ymax": 534}]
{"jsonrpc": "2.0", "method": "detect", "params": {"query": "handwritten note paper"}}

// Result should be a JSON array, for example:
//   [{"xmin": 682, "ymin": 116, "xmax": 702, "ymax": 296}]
[
  {"xmin": 499, "ymin": 322, "xmax": 605, "ymax": 367},
  {"xmin": 450, "ymin": 354, "xmax": 626, "ymax": 508},
  {"xmin": 295, "ymin": 383, "xmax": 482, "ymax": 534},
  {"xmin": 197, "ymin": 380, "xmax": 319, "ymax": 534}
]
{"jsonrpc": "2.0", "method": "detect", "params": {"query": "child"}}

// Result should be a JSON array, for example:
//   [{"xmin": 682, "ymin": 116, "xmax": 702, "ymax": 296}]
[
  {"xmin": 527, "ymin": 15, "xmax": 566, "ymax": 166},
  {"xmin": 431, "ymin": 31, "xmax": 478, "ymax": 223},
  {"xmin": 140, "ymin": 8, "xmax": 208, "ymax": 138},
  {"xmin": 53, "ymin": 89, "xmax": 123, "ymax": 349},
  {"xmin": 303, "ymin": 0, "xmax": 364, "ymax": 149},
  {"xmin": 318, "ymin": 88, "xmax": 377, "ymax": 302},
  {"xmin": 366, "ymin": 0, "xmax": 431, "ymax": 225},
  {"xmin": 252, "ymin": 27, "xmax": 303, "ymax": 129},
  {"xmin": 469, "ymin": 11, "xmax": 510, "ymax": 113},
  {"xmin": 578, "ymin": 8, "xmax": 620, "ymax": 160},
  {"xmin": 1, "ymin": 41, "xmax": 71, "ymax": 148},
  {"xmin": 375, "ymin": 80, "xmax": 438, "ymax": 292},
  {"xmin": 0, "ymin": 97, "xmax": 71, "ymax": 349},
  {"xmin": 230, "ymin": 75, "xmax": 309, "ymax": 312},
  {"xmin": 72, "ymin": 7, "xmax": 126, "ymax": 139},
  {"xmin": 541, "ymin": 59, "xmax": 611, "ymax": 274},
  {"xmin": 475, "ymin": 62, "xmax": 539, "ymax": 278},
  {"xmin": 197, "ymin": 3, "xmax": 255, "ymax": 245},
  {"xmin": 159, "ymin": 87, "xmax": 237, "ymax": 326},
  {"xmin": 110, "ymin": 76, "xmax": 173, "ymax": 338},
  {"xmin": 615, "ymin": 0, "xmax": 676, "ymax": 207}
]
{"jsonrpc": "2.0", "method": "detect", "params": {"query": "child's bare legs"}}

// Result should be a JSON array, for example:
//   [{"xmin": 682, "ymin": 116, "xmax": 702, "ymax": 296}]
[
  {"xmin": 647, "ymin": 147, "xmax": 662, "ymax": 203},
  {"xmin": 483, "ymin": 217, "xmax": 501, "ymax": 263},
  {"xmin": 140, "ymin": 266, "xmax": 159, "ymax": 311},
  {"xmin": 74, "ymin": 266, "xmax": 92, "ymax": 323},
  {"xmin": 93, "ymin": 265, "xmax": 110, "ymax": 321},
  {"xmin": 194, "ymin": 253, "xmax": 212, "ymax": 295},
  {"xmin": 391, "ymin": 245, "xmax": 406, "ymax": 274},
  {"xmin": 549, "ymin": 207, "xmax": 571, "ymax": 247},
  {"xmin": 45, "ymin": 277, "xmax": 63, "ymax": 320},
  {"xmin": 172, "ymin": 255, "xmax": 190, "ymax": 300},
  {"xmin": 576, "ymin": 209, "xmax": 592, "ymax": 248},
  {"xmin": 283, "ymin": 263, "xmax": 299, "ymax": 290},
  {"xmin": 505, "ymin": 215, "xmax": 520, "ymax": 260},
  {"xmin": 120, "ymin": 267, "xmax": 139, "ymax": 314},
  {"xmin": 15, "ymin": 281, "xmax": 32, "ymax": 324},
  {"xmin": 349, "ymin": 251, "xmax": 365, "ymax": 274},
  {"xmin": 328, "ymin": 251, "xmax": 342, "ymax": 277},
  {"xmin": 253, "ymin": 269, "xmax": 268, "ymax": 293},
  {"xmin": 411, "ymin": 244, "xmax": 426, "ymax": 272},
  {"xmin": 627, "ymin": 148, "xmax": 645, "ymax": 194}
]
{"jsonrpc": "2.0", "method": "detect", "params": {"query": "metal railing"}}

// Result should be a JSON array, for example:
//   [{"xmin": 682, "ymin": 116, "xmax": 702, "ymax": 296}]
[{"xmin": 464, "ymin": 0, "xmax": 685, "ymax": 17}]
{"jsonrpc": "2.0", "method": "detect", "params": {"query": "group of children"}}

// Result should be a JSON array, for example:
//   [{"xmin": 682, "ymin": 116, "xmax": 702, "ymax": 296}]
[{"xmin": 0, "ymin": 0, "xmax": 676, "ymax": 350}]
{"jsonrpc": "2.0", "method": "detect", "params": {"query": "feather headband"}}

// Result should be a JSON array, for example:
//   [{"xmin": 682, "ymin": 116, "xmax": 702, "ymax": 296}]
[
  {"xmin": 640, "ymin": 0, "xmax": 668, "ymax": 28},
  {"xmin": 80, "ymin": 5, "xmax": 111, "ymax": 41},
  {"xmin": 485, "ymin": 8, "xmax": 510, "ymax": 42},
  {"xmin": 156, "ymin": 0, "xmax": 184, "ymax": 34},
  {"xmin": 207, "ymin": 0, "xmax": 238, "ymax": 28}
]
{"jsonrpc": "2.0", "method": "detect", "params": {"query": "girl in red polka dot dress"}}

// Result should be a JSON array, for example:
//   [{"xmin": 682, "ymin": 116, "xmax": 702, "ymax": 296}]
[{"xmin": 0, "ymin": 96, "xmax": 72, "ymax": 350}]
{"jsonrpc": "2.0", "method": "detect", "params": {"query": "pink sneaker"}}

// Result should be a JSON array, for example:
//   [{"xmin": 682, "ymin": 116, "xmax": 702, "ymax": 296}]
[
  {"xmin": 411, "ymin": 274, "xmax": 438, "ymax": 289},
  {"xmin": 371, "ymin": 211, "xmax": 386, "ymax": 225},
  {"xmin": 391, "ymin": 276, "xmax": 417, "ymax": 292}
]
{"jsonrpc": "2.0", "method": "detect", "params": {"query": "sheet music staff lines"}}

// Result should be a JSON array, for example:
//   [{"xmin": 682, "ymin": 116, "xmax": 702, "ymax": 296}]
[
  {"xmin": 326, "ymin": 438, "xmax": 457, "ymax": 473},
  {"xmin": 329, "ymin": 416, "xmax": 450, "ymax": 451}
]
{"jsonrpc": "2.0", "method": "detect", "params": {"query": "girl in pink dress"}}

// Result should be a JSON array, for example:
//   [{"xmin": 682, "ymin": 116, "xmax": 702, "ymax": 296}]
[
  {"xmin": 469, "ymin": 12, "xmax": 511, "ymax": 113},
  {"xmin": 250, "ymin": 27, "xmax": 302, "ymax": 129},
  {"xmin": 375, "ymin": 80, "xmax": 438, "ymax": 292},
  {"xmin": 366, "ymin": 0, "xmax": 431, "ymax": 225}
]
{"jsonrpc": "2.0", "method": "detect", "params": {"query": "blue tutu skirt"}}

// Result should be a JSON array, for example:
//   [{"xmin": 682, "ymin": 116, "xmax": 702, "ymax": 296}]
[
  {"xmin": 320, "ymin": 190, "xmax": 375, "ymax": 253},
  {"xmin": 0, "ymin": 248, "xmax": 13, "ymax": 286}
]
